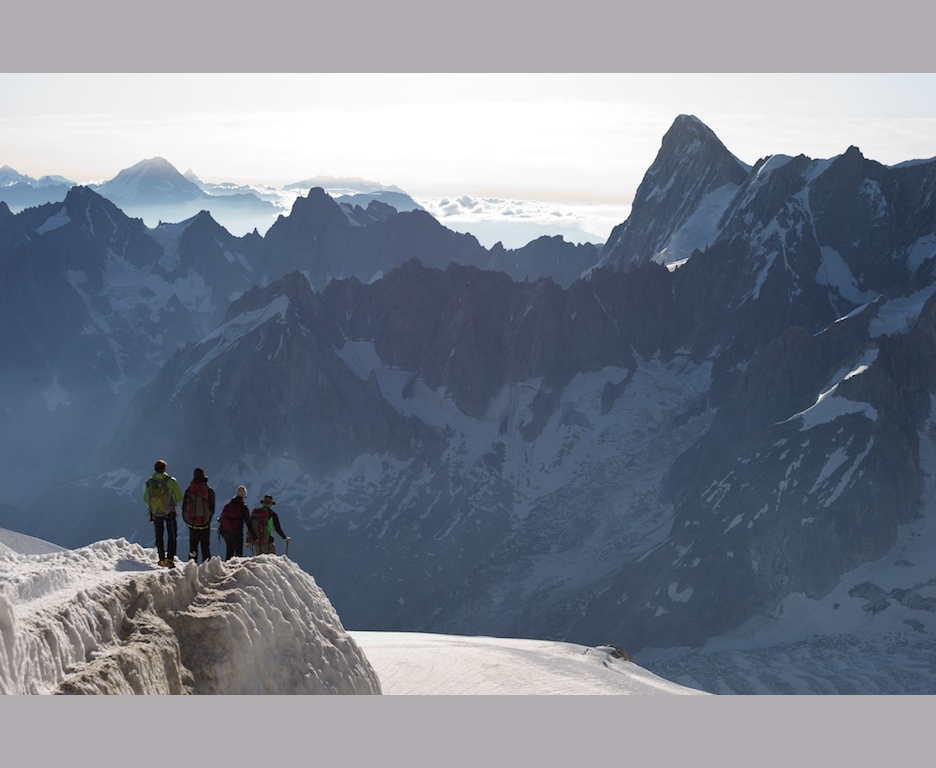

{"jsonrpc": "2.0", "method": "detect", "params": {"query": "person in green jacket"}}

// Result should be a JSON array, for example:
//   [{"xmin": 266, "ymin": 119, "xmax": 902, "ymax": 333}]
[
  {"xmin": 250, "ymin": 494, "xmax": 290, "ymax": 555},
  {"xmin": 143, "ymin": 459, "xmax": 184, "ymax": 567}
]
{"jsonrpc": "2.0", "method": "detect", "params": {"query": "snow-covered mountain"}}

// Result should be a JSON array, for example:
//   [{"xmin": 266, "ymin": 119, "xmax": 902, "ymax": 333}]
[
  {"xmin": 596, "ymin": 114, "xmax": 750, "ymax": 271},
  {"xmin": 0, "ymin": 165, "xmax": 74, "ymax": 210},
  {"xmin": 90, "ymin": 157, "xmax": 282, "ymax": 236},
  {"xmin": 0, "ymin": 181, "xmax": 596, "ymax": 500},
  {"xmin": 93, "ymin": 157, "xmax": 206, "ymax": 206},
  {"xmin": 5, "ymin": 114, "xmax": 936, "ymax": 694},
  {"xmin": 259, "ymin": 187, "xmax": 598, "ymax": 289},
  {"xmin": 0, "ymin": 188, "xmax": 263, "ymax": 495}
]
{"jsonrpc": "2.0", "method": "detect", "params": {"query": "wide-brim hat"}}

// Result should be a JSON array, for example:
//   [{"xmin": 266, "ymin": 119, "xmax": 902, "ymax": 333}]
[{"xmin": 261, "ymin": 494, "xmax": 276, "ymax": 505}]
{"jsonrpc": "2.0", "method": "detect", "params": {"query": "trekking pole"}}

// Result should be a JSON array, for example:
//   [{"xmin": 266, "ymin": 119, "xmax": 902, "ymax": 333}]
[{"xmin": 285, "ymin": 538, "xmax": 290, "ymax": 557}]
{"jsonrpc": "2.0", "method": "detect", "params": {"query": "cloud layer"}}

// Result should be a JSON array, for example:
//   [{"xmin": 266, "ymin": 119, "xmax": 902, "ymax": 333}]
[{"xmin": 418, "ymin": 194, "xmax": 630, "ymax": 250}]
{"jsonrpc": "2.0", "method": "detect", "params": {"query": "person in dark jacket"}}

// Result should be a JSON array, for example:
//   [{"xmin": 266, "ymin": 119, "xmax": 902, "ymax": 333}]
[
  {"xmin": 217, "ymin": 485, "xmax": 256, "ymax": 561},
  {"xmin": 250, "ymin": 494, "xmax": 291, "ymax": 555},
  {"xmin": 181, "ymin": 467, "xmax": 216, "ymax": 564}
]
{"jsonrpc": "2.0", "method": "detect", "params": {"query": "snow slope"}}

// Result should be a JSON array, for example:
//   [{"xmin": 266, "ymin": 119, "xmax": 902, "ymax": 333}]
[
  {"xmin": 0, "ymin": 528, "xmax": 702, "ymax": 695},
  {"xmin": 351, "ymin": 632, "xmax": 697, "ymax": 695}
]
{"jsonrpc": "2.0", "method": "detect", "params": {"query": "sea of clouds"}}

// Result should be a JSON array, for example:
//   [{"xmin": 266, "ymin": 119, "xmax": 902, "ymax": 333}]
[{"xmin": 416, "ymin": 194, "xmax": 630, "ymax": 250}]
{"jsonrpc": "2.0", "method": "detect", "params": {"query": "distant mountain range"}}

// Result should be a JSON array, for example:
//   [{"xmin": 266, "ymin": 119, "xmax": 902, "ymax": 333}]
[
  {"xmin": 0, "ymin": 158, "xmax": 427, "ymax": 237},
  {"xmin": 3, "ymin": 115, "xmax": 936, "ymax": 693},
  {"xmin": 0, "ymin": 164, "xmax": 75, "ymax": 209}
]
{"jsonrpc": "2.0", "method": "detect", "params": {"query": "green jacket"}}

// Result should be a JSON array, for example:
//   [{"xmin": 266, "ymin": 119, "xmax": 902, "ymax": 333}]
[{"xmin": 143, "ymin": 472, "xmax": 183, "ymax": 513}]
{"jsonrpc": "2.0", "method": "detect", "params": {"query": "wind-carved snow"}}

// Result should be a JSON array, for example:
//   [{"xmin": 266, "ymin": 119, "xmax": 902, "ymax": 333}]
[
  {"xmin": 173, "ymin": 296, "xmax": 290, "ymax": 398},
  {"xmin": 869, "ymin": 285, "xmax": 936, "ymax": 337},
  {"xmin": 0, "ymin": 538, "xmax": 380, "ymax": 695},
  {"xmin": 36, "ymin": 207, "xmax": 70, "ymax": 235},
  {"xmin": 783, "ymin": 350, "xmax": 879, "ymax": 429}
]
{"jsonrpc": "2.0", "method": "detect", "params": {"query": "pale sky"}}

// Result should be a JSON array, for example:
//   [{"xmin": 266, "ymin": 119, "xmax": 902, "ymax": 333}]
[{"xmin": 3, "ymin": 73, "xmax": 936, "ymax": 205}]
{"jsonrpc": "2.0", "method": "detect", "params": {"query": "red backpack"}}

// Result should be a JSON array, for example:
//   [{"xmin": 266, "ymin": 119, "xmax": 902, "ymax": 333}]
[
  {"xmin": 183, "ymin": 479, "xmax": 211, "ymax": 527},
  {"xmin": 219, "ymin": 499, "xmax": 244, "ymax": 533},
  {"xmin": 251, "ymin": 506, "xmax": 271, "ymax": 546}
]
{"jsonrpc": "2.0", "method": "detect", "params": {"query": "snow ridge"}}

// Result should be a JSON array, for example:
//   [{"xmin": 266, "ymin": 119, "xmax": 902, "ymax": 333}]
[{"xmin": 0, "ymin": 538, "xmax": 379, "ymax": 695}]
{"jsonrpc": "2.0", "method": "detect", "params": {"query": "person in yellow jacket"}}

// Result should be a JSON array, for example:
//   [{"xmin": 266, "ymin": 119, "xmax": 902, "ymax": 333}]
[{"xmin": 143, "ymin": 459, "xmax": 184, "ymax": 567}]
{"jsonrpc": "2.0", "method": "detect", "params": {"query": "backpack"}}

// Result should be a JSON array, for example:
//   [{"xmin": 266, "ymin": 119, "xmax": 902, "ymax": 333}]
[
  {"xmin": 251, "ymin": 506, "xmax": 272, "ymax": 548},
  {"xmin": 219, "ymin": 500, "xmax": 243, "ymax": 533},
  {"xmin": 183, "ymin": 479, "xmax": 211, "ymax": 527},
  {"xmin": 146, "ymin": 475, "xmax": 172, "ymax": 518}
]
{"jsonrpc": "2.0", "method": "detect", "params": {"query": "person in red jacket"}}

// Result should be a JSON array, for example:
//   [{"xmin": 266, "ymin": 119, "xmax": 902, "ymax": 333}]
[
  {"xmin": 181, "ymin": 468, "xmax": 216, "ymax": 563},
  {"xmin": 217, "ymin": 486, "xmax": 256, "ymax": 561}
]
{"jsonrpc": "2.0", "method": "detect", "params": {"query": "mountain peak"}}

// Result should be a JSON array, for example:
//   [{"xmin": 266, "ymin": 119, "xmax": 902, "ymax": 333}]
[
  {"xmin": 94, "ymin": 157, "xmax": 204, "ymax": 206},
  {"xmin": 658, "ymin": 114, "xmax": 737, "ymax": 165},
  {"xmin": 133, "ymin": 156, "xmax": 176, "ymax": 170},
  {"xmin": 63, "ymin": 184, "xmax": 103, "ymax": 204},
  {"xmin": 656, "ymin": 115, "xmax": 736, "ymax": 166},
  {"xmin": 0, "ymin": 165, "xmax": 29, "ymax": 185},
  {"xmin": 61, "ymin": 184, "xmax": 133, "ymax": 223},
  {"xmin": 597, "ymin": 115, "xmax": 750, "ymax": 271}
]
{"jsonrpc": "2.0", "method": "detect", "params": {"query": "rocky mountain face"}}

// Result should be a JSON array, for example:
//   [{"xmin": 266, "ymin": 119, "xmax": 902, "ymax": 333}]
[
  {"xmin": 569, "ymin": 119, "xmax": 936, "ymax": 664},
  {"xmin": 5, "ymin": 115, "xmax": 936, "ymax": 692},
  {"xmin": 0, "ymin": 182, "xmax": 597, "ymax": 500},
  {"xmin": 597, "ymin": 114, "xmax": 751, "ymax": 271},
  {"xmin": 260, "ymin": 187, "xmax": 598, "ymax": 289},
  {"xmin": 0, "ymin": 187, "xmax": 259, "ymax": 493}
]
